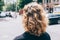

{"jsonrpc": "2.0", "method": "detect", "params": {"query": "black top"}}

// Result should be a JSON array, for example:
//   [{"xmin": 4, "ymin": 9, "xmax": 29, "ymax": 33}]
[{"xmin": 14, "ymin": 32, "xmax": 51, "ymax": 40}]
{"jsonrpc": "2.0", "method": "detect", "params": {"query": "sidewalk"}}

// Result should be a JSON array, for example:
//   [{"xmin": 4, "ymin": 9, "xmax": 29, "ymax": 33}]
[{"xmin": 46, "ymin": 24, "xmax": 60, "ymax": 40}]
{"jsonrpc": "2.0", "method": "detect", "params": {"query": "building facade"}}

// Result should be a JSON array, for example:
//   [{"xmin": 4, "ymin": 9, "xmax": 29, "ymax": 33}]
[
  {"xmin": 42, "ymin": 0, "xmax": 60, "ymax": 5},
  {"xmin": 41, "ymin": 0, "xmax": 60, "ymax": 9},
  {"xmin": 40, "ymin": 0, "xmax": 60, "ymax": 13}
]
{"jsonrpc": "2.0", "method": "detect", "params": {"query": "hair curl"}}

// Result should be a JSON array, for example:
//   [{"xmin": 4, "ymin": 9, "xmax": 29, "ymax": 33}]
[{"xmin": 22, "ymin": 2, "xmax": 48, "ymax": 36}]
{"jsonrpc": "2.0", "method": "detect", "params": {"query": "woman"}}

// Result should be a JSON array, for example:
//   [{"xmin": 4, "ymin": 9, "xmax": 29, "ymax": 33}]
[{"xmin": 14, "ymin": 2, "xmax": 51, "ymax": 40}]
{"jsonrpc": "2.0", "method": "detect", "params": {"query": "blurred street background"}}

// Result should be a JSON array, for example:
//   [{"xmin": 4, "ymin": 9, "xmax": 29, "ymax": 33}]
[
  {"xmin": 0, "ymin": 0, "xmax": 60, "ymax": 40},
  {"xmin": 0, "ymin": 15, "xmax": 60, "ymax": 40}
]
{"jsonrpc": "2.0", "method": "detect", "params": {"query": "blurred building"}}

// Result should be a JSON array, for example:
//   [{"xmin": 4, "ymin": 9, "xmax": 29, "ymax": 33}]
[
  {"xmin": 42, "ymin": 0, "xmax": 60, "ymax": 5},
  {"xmin": 42, "ymin": 0, "xmax": 60, "ymax": 7},
  {"xmin": 40, "ymin": 0, "xmax": 60, "ymax": 11}
]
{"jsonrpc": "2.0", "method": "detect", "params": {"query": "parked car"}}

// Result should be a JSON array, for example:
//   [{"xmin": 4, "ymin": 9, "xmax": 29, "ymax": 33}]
[
  {"xmin": 47, "ymin": 5, "xmax": 60, "ymax": 24},
  {"xmin": 47, "ymin": 13, "xmax": 60, "ymax": 24},
  {"xmin": 0, "ymin": 11, "xmax": 17, "ymax": 18},
  {"xmin": 0, "ymin": 12, "xmax": 6, "ymax": 18},
  {"xmin": 10, "ymin": 12, "xmax": 17, "ymax": 18}
]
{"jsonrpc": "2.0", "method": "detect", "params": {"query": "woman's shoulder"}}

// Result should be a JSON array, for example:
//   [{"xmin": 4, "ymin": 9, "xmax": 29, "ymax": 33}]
[
  {"xmin": 14, "ymin": 34, "xmax": 24, "ymax": 40},
  {"xmin": 14, "ymin": 32, "xmax": 30, "ymax": 40},
  {"xmin": 14, "ymin": 32, "xmax": 51, "ymax": 40},
  {"xmin": 39, "ymin": 32, "xmax": 51, "ymax": 40}
]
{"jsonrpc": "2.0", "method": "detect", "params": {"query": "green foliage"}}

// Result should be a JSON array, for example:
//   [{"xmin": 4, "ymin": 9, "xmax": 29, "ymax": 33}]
[
  {"xmin": 0, "ymin": 0, "xmax": 4, "ymax": 11},
  {"xmin": 6, "ymin": 3, "xmax": 16, "ymax": 11},
  {"xmin": 18, "ymin": 0, "xmax": 42, "ymax": 9},
  {"xmin": 37, "ymin": 0, "xmax": 42, "ymax": 3},
  {"xmin": 0, "ymin": 0, "xmax": 4, "ymax": 6},
  {"xmin": 18, "ymin": 0, "xmax": 33, "ymax": 9},
  {"xmin": 0, "ymin": 7, "xmax": 2, "ymax": 11}
]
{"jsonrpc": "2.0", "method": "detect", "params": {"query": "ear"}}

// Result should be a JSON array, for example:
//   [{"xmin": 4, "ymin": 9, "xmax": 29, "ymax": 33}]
[{"xmin": 19, "ymin": 9, "xmax": 23, "ymax": 15}]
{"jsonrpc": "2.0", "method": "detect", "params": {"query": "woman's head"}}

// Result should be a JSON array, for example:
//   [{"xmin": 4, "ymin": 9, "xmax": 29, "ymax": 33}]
[{"xmin": 22, "ymin": 2, "xmax": 48, "ymax": 36}]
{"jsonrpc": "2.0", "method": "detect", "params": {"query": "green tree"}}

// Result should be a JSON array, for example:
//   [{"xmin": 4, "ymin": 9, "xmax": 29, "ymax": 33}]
[
  {"xmin": 17, "ymin": 0, "xmax": 43, "ymax": 11},
  {"xmin": 6, "ymin": 3, "xmax": 16, "ymax": 11},
  {"xmin": 0, "ymin": 0, "xmax": 4, "ymax": 11},
  {"xmin": 37, "ymin": 0, "xmax": 42, "ymax": 3},
  {"xmin": 18, "ymin": 0, "xmax": 33, "ymax": 9}
]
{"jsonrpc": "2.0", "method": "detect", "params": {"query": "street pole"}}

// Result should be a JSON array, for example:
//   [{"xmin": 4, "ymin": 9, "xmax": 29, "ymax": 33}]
[{"xmin": 16, "ymin": 0, "xmax": 17, "ymax": 12}]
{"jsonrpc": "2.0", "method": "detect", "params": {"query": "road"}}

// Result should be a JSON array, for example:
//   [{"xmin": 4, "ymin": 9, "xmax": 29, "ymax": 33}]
[
  {"xmin": 46, "ymin": 24, "xmax": 60, "ymax": 40},
  {"xmin": 0, "ymin": 15, "xmax": 60, "ymax": 40}
]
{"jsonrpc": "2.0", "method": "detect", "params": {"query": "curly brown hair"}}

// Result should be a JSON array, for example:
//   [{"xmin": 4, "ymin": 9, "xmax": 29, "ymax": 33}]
[{"xmin": 22, "ymin": 2, "xmax": 48, "ymax": 36}]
